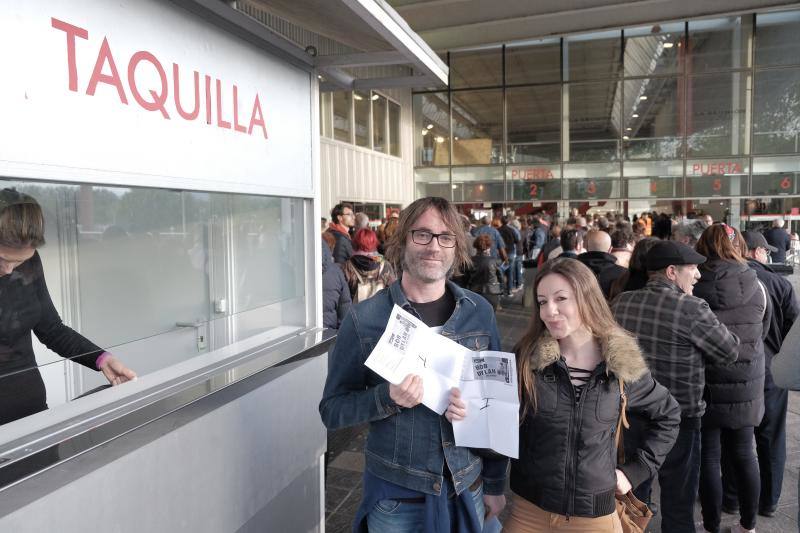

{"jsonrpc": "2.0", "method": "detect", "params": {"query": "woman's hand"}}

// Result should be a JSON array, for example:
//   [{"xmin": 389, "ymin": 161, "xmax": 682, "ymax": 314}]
[
  {"xmin": 445, "ymin": 387, "xmax": 466, "ymax": 422},
  {"xmin": 615, "ymin": 469, "xmax": 632, "ymax": 495},
  {"xmin": 98, "ymin": 355, "xmax": 137, "ymax": 386},
  {"xmin": 389, "ymin": 374, "xmax": 423, "ymax": 408},
  {"xmin": 483, "ymin": 494, "xmax": 506, "ymax": 519}
]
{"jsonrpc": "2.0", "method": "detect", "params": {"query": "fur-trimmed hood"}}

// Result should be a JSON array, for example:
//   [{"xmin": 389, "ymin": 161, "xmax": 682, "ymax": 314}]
[{"xmin": 530, "ymin": 330, "xmax": 649, "ymax": 383}]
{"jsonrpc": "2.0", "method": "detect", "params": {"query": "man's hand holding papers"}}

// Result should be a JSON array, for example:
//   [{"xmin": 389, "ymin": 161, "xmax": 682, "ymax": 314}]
[{"xmin": 365, "ymin": 305, "xmax": 519, "ymax": 458}]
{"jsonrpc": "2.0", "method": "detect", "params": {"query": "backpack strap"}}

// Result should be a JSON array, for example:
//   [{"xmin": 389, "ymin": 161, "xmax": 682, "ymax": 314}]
[{"xmin": 615, "ymin": 378, "xmax": 629, "ymax": 465}]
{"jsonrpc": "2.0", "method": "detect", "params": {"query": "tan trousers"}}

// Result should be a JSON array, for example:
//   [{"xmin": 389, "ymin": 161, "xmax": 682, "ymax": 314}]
[{"xmin": 503, "ymin": 493, "xmax": 623, "ymax": 533}]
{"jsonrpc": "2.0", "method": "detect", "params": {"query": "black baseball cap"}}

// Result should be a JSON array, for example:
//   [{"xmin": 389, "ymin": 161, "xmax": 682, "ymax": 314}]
[
  {"xmin": 742, "ymin": 230, "xmax": 777, "ymax": 253},
  {"xmin": 645, "ymin": 240, "xmax": 707, "ymax": 271}
]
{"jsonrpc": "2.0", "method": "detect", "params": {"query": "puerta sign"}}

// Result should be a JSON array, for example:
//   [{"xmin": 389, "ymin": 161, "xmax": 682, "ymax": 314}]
[{"xmin": 0, "ymin": 0, "xmax": 313, "ymax": 197}]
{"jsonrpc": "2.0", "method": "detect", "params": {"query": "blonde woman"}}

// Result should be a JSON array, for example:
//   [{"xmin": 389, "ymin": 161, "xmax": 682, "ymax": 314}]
[{"xmin": 447, "ymin": 258, "xmax": 680, "ymax": 531}]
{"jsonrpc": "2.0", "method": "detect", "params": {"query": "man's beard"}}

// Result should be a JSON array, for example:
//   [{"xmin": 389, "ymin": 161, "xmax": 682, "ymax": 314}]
[{"xmin": 402, "ymin": 248, "xmax": 454, "ymax": 283}]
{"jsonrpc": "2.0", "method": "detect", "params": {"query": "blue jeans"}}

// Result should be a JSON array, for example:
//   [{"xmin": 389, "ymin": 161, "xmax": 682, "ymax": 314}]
[
  {"xmin": 505, "ymin": 254, "xmax": 517, "ymax": 293},
  {"xmin": 633, "ymin": 425, "xmax": 701, "ymax": 533},
  {"xmin": 513, "ymin": 255, "xmax": 523, "ymax": 288},
  {"xmin": 367, "ymin": 482, "xmax": 485, "ymax": 532}
]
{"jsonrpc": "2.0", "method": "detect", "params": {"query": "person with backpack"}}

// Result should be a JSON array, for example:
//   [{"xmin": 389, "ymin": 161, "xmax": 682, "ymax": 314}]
[{"xmin": 341, "ymin": 228, "xmax": 396, "ymax": 304}]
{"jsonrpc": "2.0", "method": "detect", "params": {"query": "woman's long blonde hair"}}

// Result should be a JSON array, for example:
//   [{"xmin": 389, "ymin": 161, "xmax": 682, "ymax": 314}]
[{"xmin": 514, "ymin": 258, "xmax": 629, "ymax": 418}]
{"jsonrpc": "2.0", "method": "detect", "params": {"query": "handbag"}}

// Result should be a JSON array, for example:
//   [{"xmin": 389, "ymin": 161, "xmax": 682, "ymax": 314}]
[{"xmin": 614, "ymin": 378, "xmax": 653, "ymax": 533}]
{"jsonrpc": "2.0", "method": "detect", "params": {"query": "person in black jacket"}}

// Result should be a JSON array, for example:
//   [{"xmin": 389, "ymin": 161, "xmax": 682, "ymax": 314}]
[
  {"xmin": 0, "ymin": 189, "xmax": 136, "ymax": 426},
  {"xmin": 467, "ymin": 234, "xmax": 505, "ymax": 311},
  {"xmin": 448, "ymin": 258, "xmax": 680, "ymax": 531},
  {"xmin": 325, "ymin": 202, "xmax": 355, "ymax": 264},
  {"xmin": 720, "ymin": 231, "xmax": 800, "ymax": 517},
  {"xmin": 764, "ymin": 219, "xmax": 791, "ymax": 264},
  {"xmin": 577, "ymin": 230, "xmax": 627, "ymax": 299},
  {"xmin": 321, "ymin": 234, "xmax": 351, "ymax": 330},
  {"xmin": 693, "ymin": 224, "xmax": 769, "ymax": 533}
]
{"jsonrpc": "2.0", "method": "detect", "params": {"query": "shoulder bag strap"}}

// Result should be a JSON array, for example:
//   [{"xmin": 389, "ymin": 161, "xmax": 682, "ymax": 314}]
[{"xmin": 615, "ymin": 378, "xmax": 629, "ymax": 465}]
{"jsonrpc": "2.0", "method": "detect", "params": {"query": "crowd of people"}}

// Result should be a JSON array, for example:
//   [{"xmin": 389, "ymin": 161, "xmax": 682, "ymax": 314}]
[{"xmin": 319, "ymin": 197, "xmax": 800, "ymax": 533}]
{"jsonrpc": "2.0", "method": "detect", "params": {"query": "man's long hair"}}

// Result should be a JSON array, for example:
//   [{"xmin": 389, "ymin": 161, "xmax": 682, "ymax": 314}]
[{"xmin": 384, "ymin": 197, "xmax": 472, "ymax": 277}]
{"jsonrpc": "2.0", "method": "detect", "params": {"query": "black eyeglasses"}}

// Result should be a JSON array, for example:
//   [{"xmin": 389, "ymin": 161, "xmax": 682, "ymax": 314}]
[{"xmin": 410, "ymin": 229, "xmax": 457, "ymax": 248}]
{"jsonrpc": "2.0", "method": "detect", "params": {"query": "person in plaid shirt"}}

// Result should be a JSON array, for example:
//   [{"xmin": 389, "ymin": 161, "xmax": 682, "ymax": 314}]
[{"xmin": 610, "ymin": 240, "xmax": 739, "ymax": 533}]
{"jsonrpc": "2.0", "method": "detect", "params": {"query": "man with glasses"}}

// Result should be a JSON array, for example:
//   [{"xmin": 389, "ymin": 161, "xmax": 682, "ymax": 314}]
[
  {"xmin": 320, "ymin": 197, "xmax": 508, "ymax": 532},
  {"xmin": 327, "ymin": 202, "xmax": 355, "ymax": 264},
  {"xmin": 722, "ymin": 231, "xmax": 799, "ymax": 517}
]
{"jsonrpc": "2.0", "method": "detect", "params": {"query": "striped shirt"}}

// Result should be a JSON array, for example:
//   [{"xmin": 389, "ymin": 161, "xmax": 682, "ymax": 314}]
[{"xmin": 610, "ymin": 279, "xmax": 739, "ymax": 418}]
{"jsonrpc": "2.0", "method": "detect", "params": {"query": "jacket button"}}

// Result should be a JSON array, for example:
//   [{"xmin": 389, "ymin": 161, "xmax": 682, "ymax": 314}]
[{"xmin": 433, "ymin": 482, "xmax": 441, "ymax": 492}]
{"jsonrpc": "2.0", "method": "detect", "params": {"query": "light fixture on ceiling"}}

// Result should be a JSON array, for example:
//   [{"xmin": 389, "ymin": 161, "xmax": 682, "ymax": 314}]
[
  {"xmin": 452, "ymin": 184, "xmax": 458, "ymax": 190},
  {"xmin": 626, "ymin": 127, "xmax": 632, "ymax": 131},
  {"xmin": 421, "ymin": 129, "xmax": 429, "ymax": 136},
  {"xmin": 454, "ymin": 136, "xmax": 459, "ymax": 140},
  {"xmin": 622, "ymin": 135, "xmax": 630, "ymax": 140},
  {"xmin": 640, "ymin": 95, "xmax": 648, "ymax": 101},
  {"xmin": 632, "ymin": 113, "xmax": 639, "ymax": 118},
  {"xmin": 371, "ymin": 94, "xmax": 380, "ymax": 101},
  {"xmin": 353, "ymin": 94, "xmax": 363, "ymax": 101},
  {"xmin": 426, "ymin": 124, "xmax": 434, "ymax": 130},
  {"xmin": 663, "ymin": 42, "xmax": 674, "ymax": 49},
  {"xmin": 435, "ymin": 136, "xmax": 445, "ymax": 143}
]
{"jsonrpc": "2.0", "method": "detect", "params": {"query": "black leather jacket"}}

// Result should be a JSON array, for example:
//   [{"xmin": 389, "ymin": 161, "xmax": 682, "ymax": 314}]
[{"xmin": 511, "ymin": 332, "xmax": 680, "ymax": 518}]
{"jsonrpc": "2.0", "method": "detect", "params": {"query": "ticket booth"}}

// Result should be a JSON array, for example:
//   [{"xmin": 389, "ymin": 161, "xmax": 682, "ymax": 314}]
[{"xmin": 0, "ymin": 1, "xmax": 445, "ymax": 531}]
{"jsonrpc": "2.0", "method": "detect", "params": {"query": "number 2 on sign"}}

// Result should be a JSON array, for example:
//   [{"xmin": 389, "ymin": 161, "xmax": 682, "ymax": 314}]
[{"xmin": 529, "ymin": 183, "xmax": 539, "ymax": 198}]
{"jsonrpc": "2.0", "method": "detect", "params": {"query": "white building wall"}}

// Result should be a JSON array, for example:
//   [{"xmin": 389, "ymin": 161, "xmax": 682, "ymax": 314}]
[{"xmin": 320, "ymin": 85, "xmax": 414, "ymax": 216}]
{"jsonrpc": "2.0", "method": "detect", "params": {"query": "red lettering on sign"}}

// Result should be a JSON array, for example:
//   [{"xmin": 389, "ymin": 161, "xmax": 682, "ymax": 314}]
[
  {"xmin": 691, "ymin": 162, "xmax": 743, "ymax": 175},
  {"xmin": 248, "ymin": 94, "xmax": 268, "ymax": 139},
  {"xmin": 173, "ymin": 64, "xmax": 200, "ymax": 121},
  {"xmin": 86, "ymin": 37, "xmax": 128, "ymax": 104},
  {"xmin": 215, "ymin": 79, "xmax": 231, "ymax": 129},
  {"xmin": 51, "ymin": 18, "xmax": 88, "ymax": 92},
  {"xmin": 128, "ymin": 51, "xmax": 170, "ymax": 119},
  {"xmin": 52, "ymin": 18, "xmax": 270, "ymax": 140},
  {"xmin": 781, "ymin": 176, "xmax": 792, "ymax": 190},
  {"xmin": 650, "ymin": 180, "xmax": 658, "ymax": 194},
  {"xmin": 511, "ymin": 168, "xmax": 554, "ymax": 180},
  {"xmin": 232, "ymin": 85, "xmax": 247, "ymax": 133},
  {"xmin": 529, "ymin": 183, "xmax": 539, "ymax": 198}
]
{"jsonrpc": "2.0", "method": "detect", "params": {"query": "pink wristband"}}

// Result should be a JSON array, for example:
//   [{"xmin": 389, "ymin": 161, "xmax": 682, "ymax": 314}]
[{"xmin": 95, "ymin": 352, "xmax": 111, "ymax": 370}]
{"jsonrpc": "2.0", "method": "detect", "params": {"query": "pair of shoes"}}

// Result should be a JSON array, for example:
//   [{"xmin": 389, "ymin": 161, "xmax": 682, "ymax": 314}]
[
  {"xmin": 758, "ymin": 506, "xmax": 776, "ymax": 517},
  {"xmin": 729, "ymin": 524, "xmax": 756, "ymax": 533},
  {"xmin": 721, "ymin": 504, "xmax": 739, "ymax": 514}
]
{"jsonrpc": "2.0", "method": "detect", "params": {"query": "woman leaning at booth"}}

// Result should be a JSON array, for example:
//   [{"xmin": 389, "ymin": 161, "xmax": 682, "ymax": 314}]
[
  {"xmin": 447, "ymin": 258, "xmax": 680, "ymax": 532},
  {"xmin": 0, "ymin": 188, "xmax": 136, "ymax": 426}
]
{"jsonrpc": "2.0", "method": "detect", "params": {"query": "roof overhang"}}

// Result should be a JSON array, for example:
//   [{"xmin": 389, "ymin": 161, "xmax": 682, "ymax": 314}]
[
  {"xmin": 171, "ymin": 0, "xmax": 448, "ymax": 90},
  {"xmin": 388, "ymin": 0, "xmax": 800, "ymax": 51}
]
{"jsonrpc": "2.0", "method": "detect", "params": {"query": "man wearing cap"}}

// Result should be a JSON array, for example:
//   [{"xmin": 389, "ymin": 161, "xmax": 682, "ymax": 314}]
[
  {"xmin": 610, "ymin": 240, "xmax": 739, "ymax": 533},
  {"xmin": 721, "ymin": 231, "xmax": 799, "ymax": 516}
]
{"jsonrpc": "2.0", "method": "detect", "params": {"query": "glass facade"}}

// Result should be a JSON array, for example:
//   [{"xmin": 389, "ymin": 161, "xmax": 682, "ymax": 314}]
[
  {"xmin": 320, "ymin": 89, "xmax": 402, "ymax": 157},
  {"xmin": 413, "ymin": 10, "xmax": 800, "ymax": 217}
]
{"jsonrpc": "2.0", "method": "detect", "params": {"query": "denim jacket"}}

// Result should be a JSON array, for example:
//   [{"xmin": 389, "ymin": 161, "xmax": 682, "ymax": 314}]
[{"xmin": 319, "ymin": 280, "xmax": 509, "ymax": 496}]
